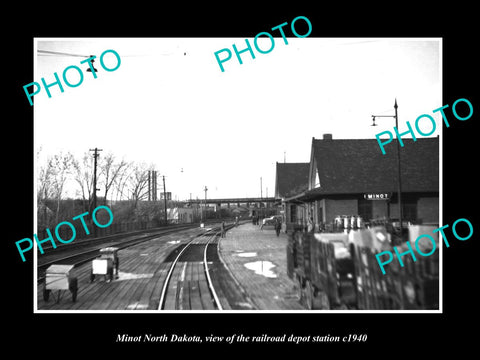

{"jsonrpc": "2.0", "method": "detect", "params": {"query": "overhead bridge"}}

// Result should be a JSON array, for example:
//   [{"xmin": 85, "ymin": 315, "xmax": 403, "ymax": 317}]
[{"xmin": 186, "ymin": 197, "xmax": 278, "ymax": 206}]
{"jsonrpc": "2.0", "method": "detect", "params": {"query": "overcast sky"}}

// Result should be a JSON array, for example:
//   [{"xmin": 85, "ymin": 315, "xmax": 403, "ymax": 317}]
[{"xmin": 34, "ymin": 37, "xmax": 441, "ymax": 201}]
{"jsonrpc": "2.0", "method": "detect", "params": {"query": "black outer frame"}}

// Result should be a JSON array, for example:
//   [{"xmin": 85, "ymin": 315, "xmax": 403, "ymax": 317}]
[{"xmin": 6, "ymin": 4, "xmax": 479, "ymax": 354}]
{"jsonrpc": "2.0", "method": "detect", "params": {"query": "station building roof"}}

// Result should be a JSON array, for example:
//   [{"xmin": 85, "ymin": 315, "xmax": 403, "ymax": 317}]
[
  {"xmin": 274, "ymin": 162, "xmax": 310, "ymax": 200},
  {"xmin": 287, "ymin": 135, "xmax": 439, "ymax": 202}
]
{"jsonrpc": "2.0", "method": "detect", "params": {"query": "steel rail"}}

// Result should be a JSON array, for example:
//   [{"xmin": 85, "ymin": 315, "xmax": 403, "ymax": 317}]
[
  {"xmin": 38, "ymin": 223, "xmax": 197, "ymax": 254},
  {"xmin": 158, "ymin": 228, "xmax": 223, "ymax": 310},
  {"xmin": 203, "ymin": 233, "xmax": 223, "ymax": 310}
]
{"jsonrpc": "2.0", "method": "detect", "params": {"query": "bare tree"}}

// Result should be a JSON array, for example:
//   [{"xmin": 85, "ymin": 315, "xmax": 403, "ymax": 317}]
[
  {"xmin": 49, "ymin": 152, "xmax": 74, "ymax": 224},
  {"xmin": 99, "ymin": 153, "xmax": 129, "ymax": 206},
  {"xmin": 126, "ymin": 163, "xmax": 151, "ymax": 210},
  {"xmin": 72, "ymin": 152, "xmax": 94, "ymax": 213},
  {"xmin": 37, "ymin": 162, "xmax": 54, "ymax": 203},
  {"xmin": 112, "ymin": 162, "xmax": 132, "ymax": 202},
  {"xmin": 37, "ymin": 157, "xmax": 56, "ymax": 228}
]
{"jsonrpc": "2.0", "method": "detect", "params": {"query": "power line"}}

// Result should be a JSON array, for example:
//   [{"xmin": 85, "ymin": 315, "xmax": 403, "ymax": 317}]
[{"xmin": 38, "ymin": 49, "xmax": 89, "ymax": 58}]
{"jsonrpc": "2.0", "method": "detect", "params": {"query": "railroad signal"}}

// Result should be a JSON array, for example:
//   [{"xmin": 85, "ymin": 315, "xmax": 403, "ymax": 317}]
[
  {"xmin": 25, "ymin": 49, "xmax": 120, "ymax": 106},
  {"xmin": 86, "ymin": 55, "xmax": 98, "ymax": 72}
]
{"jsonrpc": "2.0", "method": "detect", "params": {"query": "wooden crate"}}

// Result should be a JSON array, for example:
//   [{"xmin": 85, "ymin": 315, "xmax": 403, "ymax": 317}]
[
  {"xmin": 395, "ymin": 242, "xmax": 439, "ymax": 310},
  {"xmin": 92, "ymin": 258, "xmax": 112, "ymax": 275},
  {"xmin": 287, "ymin": 227, "xmax": 439, "ymax": 310},
  {"xmin": 301, "ymin": 232, "xmax": 312, "ymax": 280},
  {"xmin": 351, "ymin": 226, "xmax": 439, "ymax": 310},
  {"xmin": 352, "ymin": 244, "xmax": 401, "ymax": 309},
  {"xmin": 310, "ymin": 233, "xmax": 354, "ymax": 307},
  {"xmin": 350, "ymin": 229, "xmax": 400, "ymax": 310},
  {"xmin": 45, "ymin": 264, "xmax": 74, "ymax": 290},
  {"xmin": 286, "ymin": 233, "xmax": 295, "ymax": 279},
  {"xmin": 309, "ymin": 236, "xmax": 338, "ymax": 304},
  {"xmin": 287, "ymin": 230, "xmax": 308, "ymax": 280}
]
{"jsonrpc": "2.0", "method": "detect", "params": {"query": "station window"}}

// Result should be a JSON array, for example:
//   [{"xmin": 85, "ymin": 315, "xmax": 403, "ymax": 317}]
[
  {"xmin": 317, "ymin": 205, "xmax": 323, "ymax": 223},
  {"xmin": 290, "ymin": 204, "xmax": 297, "ymax": 223},
  {"xmin": 390, "ymin": 197, "xmax": 418, "ymax": 222},
  {"xmin": 403, "ymin": 199, "xmax": 418, "ymax": 222},
  {"xmin": 358, "ymin": 199, "xmax": 373, "ymax": 221}
]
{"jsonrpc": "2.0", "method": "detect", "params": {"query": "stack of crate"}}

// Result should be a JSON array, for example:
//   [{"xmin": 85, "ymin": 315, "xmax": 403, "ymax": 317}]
[
  {"xmin": 350, "ymin": 226, "xmax": 439, "ymax": 310},
  {"xmin": 351, "ymin": 228, "xmax": 403, "ymax": 310},
  {"xmin": 396, "ymin": 226, "xmax": 440, "ymax": 310},
  {"xmin": 311, "ymin": 233, "xmax": 357, "ymax": 307},
  {"xmin": 287, "ymin": 230, "xmax": 309, "ymax": 280},
  {"xmin": 309, "ymin": 235, "xmax": 339, "ymax": 305}
]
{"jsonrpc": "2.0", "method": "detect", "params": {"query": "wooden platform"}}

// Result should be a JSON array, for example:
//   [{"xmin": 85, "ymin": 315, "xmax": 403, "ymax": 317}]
[{"xmin": 36, "ymin": 228, "xmax": 204, "ymax": 311}]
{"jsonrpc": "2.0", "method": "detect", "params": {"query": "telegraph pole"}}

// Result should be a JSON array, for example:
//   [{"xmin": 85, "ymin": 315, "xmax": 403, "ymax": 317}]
[
  {"xmin": 89, "ymin": 147, "xmax": 102, "ymax": 236},
  {"xmin": 163, "ymin": 175, "xmax": 167, "ymax": 225},
  {"xmin": 260, "ymin": 177, "xmax": 263, "ymax": 199},
  {"xmin": 89, "ymin": 147, "xmax": 103, "ymax": 211},
  {"xmin": 148, "ymin": 171, "xmax": 151, "ymax": 201},
  {"xmin": 203, "ymin": 186, "xmax": 208, "ymax": 222},
  {"xmin": 153, "ymin": 171, "xmax": 157, "ymax": 201},
  {"xmin": 149, "ymin": 170, "xmax": 157, "ymax": 201}
]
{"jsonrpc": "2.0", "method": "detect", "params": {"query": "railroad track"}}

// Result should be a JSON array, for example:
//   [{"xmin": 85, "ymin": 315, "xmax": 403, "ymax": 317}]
[
  {"xmin": 158, "ymin": 226, "xmax": 231, "ymax": 310},
  {"xmin": 37, "ymin": 224, "xmax": 201, "ymax": 283},
  {"xmin": 37, "ymin": 221, "xmax": 255, "ymax": 311},
  {"xmin": 38, "ymin": 223, "xmax": 198, "ymax": 256}
]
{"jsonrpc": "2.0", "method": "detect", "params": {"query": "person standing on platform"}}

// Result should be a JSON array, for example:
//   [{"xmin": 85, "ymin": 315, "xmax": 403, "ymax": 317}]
[
  {"xmin": 275, "ymin": 217, "xmax": 281, "ymax": 237},
  {"xmin": 221, "ymin": 220, "xmax": 226, "ymax": 238}
]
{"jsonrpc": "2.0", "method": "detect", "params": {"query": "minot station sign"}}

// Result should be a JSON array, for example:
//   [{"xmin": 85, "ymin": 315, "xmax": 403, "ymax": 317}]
[{"xmin": 363, "ymin": 193, "xmax": 391, "ymax": 200}]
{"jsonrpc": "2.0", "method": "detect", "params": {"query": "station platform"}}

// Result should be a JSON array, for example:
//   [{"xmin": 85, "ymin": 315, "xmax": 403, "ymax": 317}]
[
  {"xmin": 219, "ymin": 223, "xmax": 304, "ymax": 311},
  {"xmin": 37, "ymin": 228, "xmax": 204, "ymax": 311},
  {"xmin": 37, "ymin": 223, "xmax": 304, "ymax": 311}
]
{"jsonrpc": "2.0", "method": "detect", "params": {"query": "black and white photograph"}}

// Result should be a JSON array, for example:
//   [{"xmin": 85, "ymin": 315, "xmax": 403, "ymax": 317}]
[
  {"xmin": 7, "ymin": 6, "xmax": 479, "ymax": 353},
  {"xmin": 32, "ymin": 36, "xmax": 442, "ymax": 313}
]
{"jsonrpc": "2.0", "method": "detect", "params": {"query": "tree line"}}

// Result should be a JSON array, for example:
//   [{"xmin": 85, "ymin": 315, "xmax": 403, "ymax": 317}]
[{"xmin": 37, "ymin": 149, "xmax": 167, "ymax": 231}]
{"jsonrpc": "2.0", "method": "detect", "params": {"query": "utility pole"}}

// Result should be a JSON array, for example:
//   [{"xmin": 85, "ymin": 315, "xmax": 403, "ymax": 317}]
[
  {"xmin": 266, "ymin": 187, "xmax": 269, "ymax": 209},
  {"xmin": 260, "ymin": 177, "xmax": 263, "ymax": 199},
  {"xmin": 148, "ymin": 170, "xmax": 151, "ymax": 201},
  {"xmin": 154, "ymin": 171, "xmax": 157, "ymax": 201},
  {"xmin": 89, "ymin": 147, "xmax": 102, "ymax": 236},
  {"xmin": 89, "ymin": 147, "xmax": 103, "ymax": 211},
  {"xmin": 371, "ymin": 99, "xmax": 403, "ymax": 240},
  {"xmin": 394, "ymin": 99, "xmax": 403, "ymax": 238},
  {"xmin": 203, "ymin": 186, "xmax": 208, "ymax": 222},
  {"xmin": 152, "ymin": 170, "xmax": 157, "ymax": 201},
  {"xmin": 163, "ymin": 175, "xmax": 167, "ymax": 225}
]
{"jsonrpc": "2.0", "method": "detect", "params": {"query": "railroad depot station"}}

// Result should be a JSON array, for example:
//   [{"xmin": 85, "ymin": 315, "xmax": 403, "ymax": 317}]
[
  {"xmin": 37, "ymin": 133, "xmax": 440, "ymax": 311},
  {"xmin": 275, "ymin": 133, "xmax": 439, "ymax": 232}
]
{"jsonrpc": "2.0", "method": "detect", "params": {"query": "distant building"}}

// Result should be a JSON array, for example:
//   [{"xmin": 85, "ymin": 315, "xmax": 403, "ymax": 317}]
[
  {"xmin": 167, "ymin": 207, "xmax": 195, "ymax": 223},
  {"xmin": 160, "ymin": 192, "xmax": 172, "ymax": 201},
  {"xmin": 274, "ymin": 162, "xmax": 310, "ymax": 230},
  {"xmin": 283, "ymin": 134, "xmax": 439, "ymax": 230}
]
